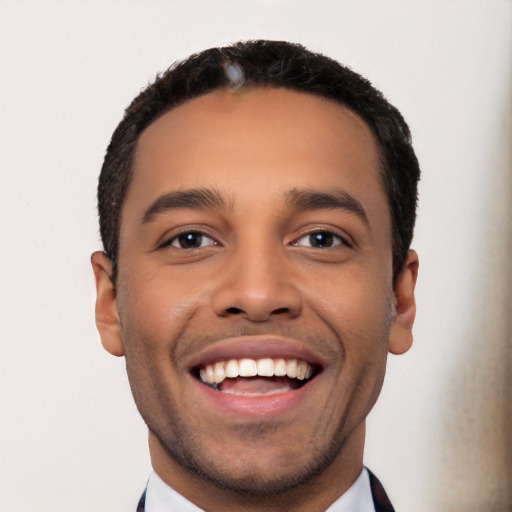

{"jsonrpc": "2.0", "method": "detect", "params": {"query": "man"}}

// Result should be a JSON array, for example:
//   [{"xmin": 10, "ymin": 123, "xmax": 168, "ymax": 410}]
[{"xmin": 92, "ymin": 40, "xmax": 420, "ymax": 511}]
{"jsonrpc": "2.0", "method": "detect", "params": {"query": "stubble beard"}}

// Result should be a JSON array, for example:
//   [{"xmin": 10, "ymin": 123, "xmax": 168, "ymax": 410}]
[
  {"xmin": 149, "ymin": 413, "xmax": 353, "ymax": 500},
  {"xmin": 128, "ymin": 297, "xmax": 395, "ymax": 501}
]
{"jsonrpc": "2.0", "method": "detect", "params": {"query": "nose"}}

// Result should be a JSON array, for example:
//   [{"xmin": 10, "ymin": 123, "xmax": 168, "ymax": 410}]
[{"xmin": 212, "ymin": 242, "xmax": 302, "ymax": 322}]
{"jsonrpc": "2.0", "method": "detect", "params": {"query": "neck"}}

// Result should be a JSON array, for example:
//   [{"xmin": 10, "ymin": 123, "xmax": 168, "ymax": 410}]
[{"xmin": 148, "ymin": 424, "xmax": 366, "ymax": 512}]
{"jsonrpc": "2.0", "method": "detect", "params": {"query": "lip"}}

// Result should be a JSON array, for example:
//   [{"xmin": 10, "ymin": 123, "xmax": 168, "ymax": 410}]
[
  {"xmin": 186, "ymin": 335, "xmax": 329, "ymax": 369},
  {"xmin": 185, "ymin": 335, "xmax": 328, "ymax": 419}
]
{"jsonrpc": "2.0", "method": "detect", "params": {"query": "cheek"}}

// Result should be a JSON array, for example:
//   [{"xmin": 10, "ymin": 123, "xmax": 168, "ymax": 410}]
[
  {"xmin": 117, "ymin": 278, "xmax": 194, "ymax": 415},
  {"xmin": 305, "ymin": 265, "xmax": 392, "ymax": 338},
  {"xmin": 117, "ymin": 266, "xmax": 209, "ymax": 340},
  {"xmin": 303, "ymin": 266, "xmax": 392, "ymax": 410},
  {"xmin": 116, "ymin": 269, "xmax": 216, "ymax": 396}
]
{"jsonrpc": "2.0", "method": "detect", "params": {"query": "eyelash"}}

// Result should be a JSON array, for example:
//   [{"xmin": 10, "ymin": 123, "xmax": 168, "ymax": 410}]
[
  {"xmin": 160, "ymin": 230, "xmax": 219, "ymax": 250},
  {"xmin": 160, "ymin": 229, "xmax": 351, "ymax": 250},
  {"xmin": 292, "ymin": 230, "xmax": 352, "ymax": 249}
]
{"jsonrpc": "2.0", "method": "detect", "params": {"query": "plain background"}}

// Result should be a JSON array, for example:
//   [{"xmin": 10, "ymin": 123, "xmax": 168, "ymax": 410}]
[{"xmin": 0, "ymin": 1, "xmax": 510, "ymax": 511}]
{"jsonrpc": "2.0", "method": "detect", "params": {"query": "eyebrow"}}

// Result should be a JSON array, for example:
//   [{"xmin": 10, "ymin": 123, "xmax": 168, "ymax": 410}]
[
  {"xmin": 285, "ymin": 188, "xmax": 371, "ymax": 229},
  {"xmin": 142, "ymin": 188, "xmax": 229, "ymax": 223},
  {"xmin": 141, "ymin": 186, "xmax": 370, "ymax": 229}
]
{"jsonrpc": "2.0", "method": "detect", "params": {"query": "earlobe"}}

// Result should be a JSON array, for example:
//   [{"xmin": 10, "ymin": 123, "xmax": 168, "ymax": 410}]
[
  {"xmin": 388, "ymin": 250, "xmax": 419, "ymax": 355},
  {"xmin": 91, "ymin": 251, "xmax": 125, "ymax": 357}
]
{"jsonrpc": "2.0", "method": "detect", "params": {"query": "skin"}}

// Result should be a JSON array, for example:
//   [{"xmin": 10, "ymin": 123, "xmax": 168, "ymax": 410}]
[{"xmin": 92, "ymin": 87, "xmax": 418, "ymax": 512}]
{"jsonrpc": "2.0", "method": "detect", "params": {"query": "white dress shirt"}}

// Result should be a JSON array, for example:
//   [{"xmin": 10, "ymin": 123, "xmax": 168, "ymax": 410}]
[{"xmin": 145, "ymin": 468, "xmax": 376, "ymax": 512}]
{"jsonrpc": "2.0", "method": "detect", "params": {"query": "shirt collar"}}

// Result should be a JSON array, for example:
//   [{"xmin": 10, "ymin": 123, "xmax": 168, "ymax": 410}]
[
  {"xmin": 325, "ymin": 467, "xmax": 375, "ymax": 512},
  {"xmin": 145, "ymin": 467, "xmax": 375, "ymax": 512},
  {"xmin": 145, "ymin": 471, "xmax": 203, "ymax": 512}
]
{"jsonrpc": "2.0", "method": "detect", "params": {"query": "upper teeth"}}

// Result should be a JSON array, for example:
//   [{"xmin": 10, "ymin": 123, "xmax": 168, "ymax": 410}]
[{"xmin": 199, "ymin": 358, "xmax": 314, "ymax": 385}]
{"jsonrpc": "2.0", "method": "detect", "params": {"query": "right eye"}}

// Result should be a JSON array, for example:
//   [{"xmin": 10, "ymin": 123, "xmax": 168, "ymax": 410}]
[
  {"xmin": 293, "ymin": 230, "xmax": 350, "ymax": 249},
  {"xmin": 165, "ymin": 231, "xmax": 217, "ymax": 249}
]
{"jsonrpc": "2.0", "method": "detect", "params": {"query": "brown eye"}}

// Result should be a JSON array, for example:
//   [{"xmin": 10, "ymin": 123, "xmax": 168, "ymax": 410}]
[
  {"xmin": 295, "ymin": 231, "xmax": 346, "ymax": 249},
  {"xmin": 169, "ymin": 231, "xmax": 216, "ymax": 249}
]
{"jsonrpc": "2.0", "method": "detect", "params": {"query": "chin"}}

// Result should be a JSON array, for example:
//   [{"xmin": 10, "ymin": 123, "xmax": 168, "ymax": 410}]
[{"xmin": 153, "ymin": 420, "xmax": 348, "ymax": 498}]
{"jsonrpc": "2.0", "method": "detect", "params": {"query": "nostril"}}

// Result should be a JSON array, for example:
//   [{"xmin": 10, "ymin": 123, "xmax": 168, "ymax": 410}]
[
  {"xmin": 226, "ymin": 307, "xmax": 244, "ymax": 315},
  {"xmin": 224, "ymin": 306, "xmax": 291, "ymax": 318}
]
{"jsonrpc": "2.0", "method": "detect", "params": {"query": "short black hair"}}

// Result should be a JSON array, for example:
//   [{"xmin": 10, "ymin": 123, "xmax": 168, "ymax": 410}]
[{"xmin": 98, "ymin": 40, "xmax": 420, "ymax": 280}]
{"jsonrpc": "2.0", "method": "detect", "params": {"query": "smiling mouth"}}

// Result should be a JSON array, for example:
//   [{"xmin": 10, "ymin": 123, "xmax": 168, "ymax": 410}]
[{"xmin": 194, "ymin": 358, "xmax": 319, "ymax": 396}]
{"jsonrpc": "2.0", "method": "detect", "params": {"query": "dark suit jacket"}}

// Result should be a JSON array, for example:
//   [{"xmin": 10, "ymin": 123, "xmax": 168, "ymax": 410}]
[{"xmin": 137, "ymin": 468, "xmax": 394, "ymax": 511}]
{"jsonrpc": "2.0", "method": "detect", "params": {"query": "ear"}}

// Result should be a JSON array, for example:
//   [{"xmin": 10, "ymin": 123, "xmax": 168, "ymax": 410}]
[
  {"xmin": 388, "ymin": 250, "xmax": 419, "ymax": 355},
  {"xmin": 91, "ymin": 251, "xmax": 124, "ymax": 357}
]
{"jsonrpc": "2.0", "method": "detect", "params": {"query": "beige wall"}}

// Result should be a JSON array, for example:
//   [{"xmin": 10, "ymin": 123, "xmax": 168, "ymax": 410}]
[{"xmin": 0, "ymin": 1, "xmax": 510, "ymax": 510}]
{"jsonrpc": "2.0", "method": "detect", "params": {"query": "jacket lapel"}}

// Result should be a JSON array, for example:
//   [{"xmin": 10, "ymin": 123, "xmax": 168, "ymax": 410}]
[
  {"xmin": 136, "ymin": 488, "xmax": 146, "ymax": 512},
  {"xmin": 367, "ymin": 468, "xmax": 395, "ymax": 512}
]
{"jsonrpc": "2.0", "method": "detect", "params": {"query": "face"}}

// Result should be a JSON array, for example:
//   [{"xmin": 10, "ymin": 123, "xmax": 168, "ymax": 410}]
[{"xmin": 93, "ymin": 87, "xmax": 417, "ymax": 500}]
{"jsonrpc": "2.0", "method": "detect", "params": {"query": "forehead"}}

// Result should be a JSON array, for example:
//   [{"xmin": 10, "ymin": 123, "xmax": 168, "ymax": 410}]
[{"xmin": 124, "ymin": 87, "xmax": 385, "ymax": 222}]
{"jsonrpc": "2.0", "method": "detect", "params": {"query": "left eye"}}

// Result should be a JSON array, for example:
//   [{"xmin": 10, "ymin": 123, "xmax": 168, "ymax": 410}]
[
  {"xmin": 168, "ymin": 231, "xmax": 216, "ymax": 249},
  {"xmin": 294, "ymin": 231, "xmax": 346, "ymax": 249}
]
